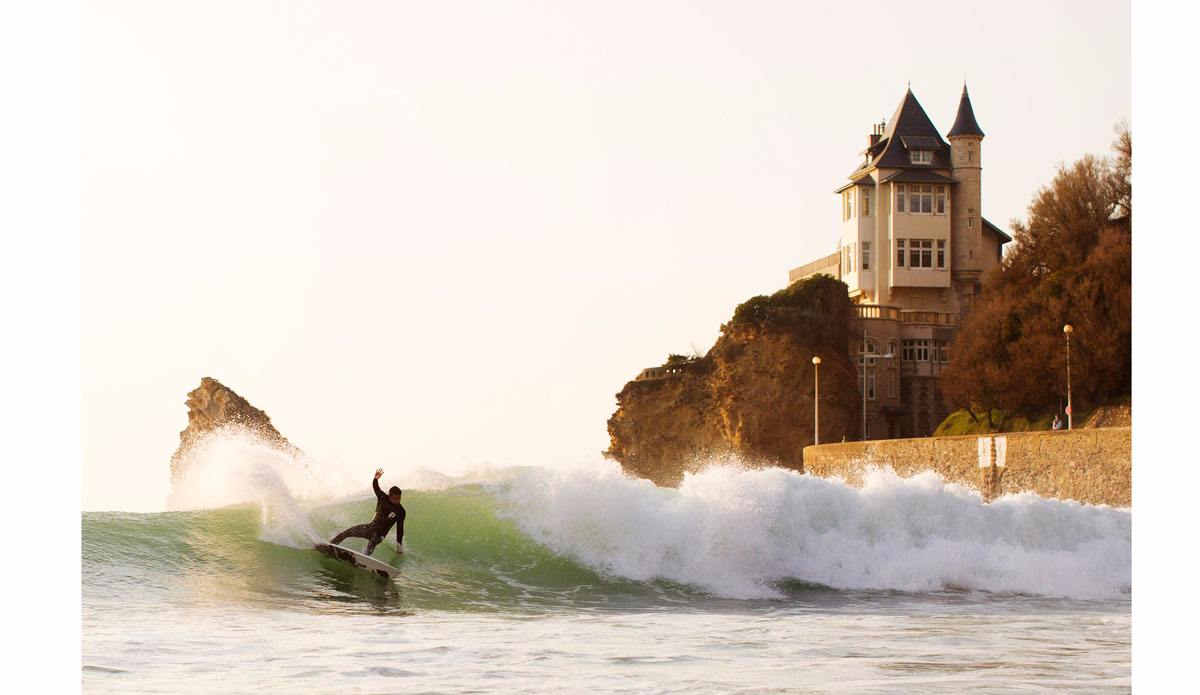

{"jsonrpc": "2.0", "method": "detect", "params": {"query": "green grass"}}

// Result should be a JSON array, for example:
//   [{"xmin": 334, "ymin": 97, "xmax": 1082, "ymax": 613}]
[{"xmin": 934, "ymin": 409, "xmax": 1059, "ymax": 437}]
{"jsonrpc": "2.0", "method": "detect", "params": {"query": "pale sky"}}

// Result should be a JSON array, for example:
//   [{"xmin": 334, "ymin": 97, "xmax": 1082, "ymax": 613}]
[{"xmin": 74, "ymin": 0, "xmax": 1134, "ymax": 512}]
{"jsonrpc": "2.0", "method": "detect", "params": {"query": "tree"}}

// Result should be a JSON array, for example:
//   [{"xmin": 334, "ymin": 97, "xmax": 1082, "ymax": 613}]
[{"xmin": 941, "ymin": 124, "xmax": 1131, "ymax": 417}]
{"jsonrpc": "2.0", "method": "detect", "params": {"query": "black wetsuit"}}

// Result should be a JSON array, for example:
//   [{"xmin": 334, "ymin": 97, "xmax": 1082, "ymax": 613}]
[{"xmin": 331, "ymin": 478, "xmax": 406, "ymax": 556}]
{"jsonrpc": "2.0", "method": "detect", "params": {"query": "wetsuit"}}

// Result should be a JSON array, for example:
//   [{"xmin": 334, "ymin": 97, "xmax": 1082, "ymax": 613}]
[{"xmin": 330, "ymin": 478, "xmax": 406, "ymax": 556}]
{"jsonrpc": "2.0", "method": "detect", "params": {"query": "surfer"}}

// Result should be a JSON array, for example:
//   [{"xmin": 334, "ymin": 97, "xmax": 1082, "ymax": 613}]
[{"xmin": 330, "ymin": 468, "xmax": 406, "ymax": 556}]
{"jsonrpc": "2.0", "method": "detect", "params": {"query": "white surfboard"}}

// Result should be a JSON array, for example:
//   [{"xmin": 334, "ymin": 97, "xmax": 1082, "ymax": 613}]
[{"xmin": 313, "ymin": 541, "xmax": 401, "ymax": 579}]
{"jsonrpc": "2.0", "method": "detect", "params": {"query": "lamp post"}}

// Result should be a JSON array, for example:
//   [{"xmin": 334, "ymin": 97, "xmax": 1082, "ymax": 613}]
[
  {"xmin": 812, "ymin": 356, "xmax": 821, "ymax": 445},
  {"xmin": 1063, "ymin": 324, "xmax": 1074, "ymax": 430}
]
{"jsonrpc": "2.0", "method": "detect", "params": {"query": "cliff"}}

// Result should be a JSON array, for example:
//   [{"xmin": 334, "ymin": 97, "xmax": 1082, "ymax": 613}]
[
  {"xmin": 606, "ymin": 275, "xmax": 862, "ymax": 486},
  {"xmin": 169, "ymin": 377, "xmax": 304, "ymax": 485}
]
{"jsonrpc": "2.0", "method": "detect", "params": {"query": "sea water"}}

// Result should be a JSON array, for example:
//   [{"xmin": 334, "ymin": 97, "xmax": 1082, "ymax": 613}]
[{"xmin": 82, "ymin": 435, "xmax": 1131, "ymax": 693}]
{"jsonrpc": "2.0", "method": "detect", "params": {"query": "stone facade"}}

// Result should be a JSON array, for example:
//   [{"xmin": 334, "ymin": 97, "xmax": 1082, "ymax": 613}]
[{"xmin": 801, "ymin": 427, "xmax": 1131, "ymax": 507}]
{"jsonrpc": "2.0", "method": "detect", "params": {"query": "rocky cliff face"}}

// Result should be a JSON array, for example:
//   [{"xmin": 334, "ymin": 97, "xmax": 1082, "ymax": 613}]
[
  {"xmin": 606, "ymin": 275, "xmax": 862, "ymax": 486},
  {"xmin": 169, "ymin": 377, "xmax": 304, "ymax": 485}
]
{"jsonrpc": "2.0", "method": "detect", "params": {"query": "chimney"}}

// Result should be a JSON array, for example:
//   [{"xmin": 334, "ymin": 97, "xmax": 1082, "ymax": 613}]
[{"xmin": 869, "ymin": 123, "xmax": 881, "ymax": 148}]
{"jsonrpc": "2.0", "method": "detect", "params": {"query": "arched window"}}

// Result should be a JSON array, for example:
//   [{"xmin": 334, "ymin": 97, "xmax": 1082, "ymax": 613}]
[
  {"xmin": 888, "ymin": 341, "xmax": 900, "ymax": 398},
  {"xmin": 858, "ymin": 340, "xmax": 881, "ymax": 400}
]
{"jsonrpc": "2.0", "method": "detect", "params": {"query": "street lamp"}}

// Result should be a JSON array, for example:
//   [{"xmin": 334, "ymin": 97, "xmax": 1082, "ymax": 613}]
[
  {"xmin": 1063, "ymin": 324, "xmax": 1074, "ymax": 430},
  {"xmin": 861, "ymin": 328, "xmax": 894, "ymax": 441},
  {"xmin": 812, "ymin": 356, "xmax": 821, "ymax": 445}
]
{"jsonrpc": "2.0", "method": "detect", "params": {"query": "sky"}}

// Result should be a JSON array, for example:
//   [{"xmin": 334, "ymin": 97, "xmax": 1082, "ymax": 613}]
[{"xmin": 70, "ymin": 0, "xmax": 1139, "ymax": 513}]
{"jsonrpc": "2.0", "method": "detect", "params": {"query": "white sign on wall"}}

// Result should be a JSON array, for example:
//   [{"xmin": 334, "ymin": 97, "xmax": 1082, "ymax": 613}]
[{"xmin": 978, "ymin": 436, "xmax": 992, "ymax": 468}]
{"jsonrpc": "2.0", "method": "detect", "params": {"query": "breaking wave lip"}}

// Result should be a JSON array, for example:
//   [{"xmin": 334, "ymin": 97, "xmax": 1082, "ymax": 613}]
[
  {"xmin": 156, "ymin": 431, "xmax": 1131, "ymax": 601},
  {"xmin": 492, "ymin": 461, "xmax": 1132, "ymax": 601}
]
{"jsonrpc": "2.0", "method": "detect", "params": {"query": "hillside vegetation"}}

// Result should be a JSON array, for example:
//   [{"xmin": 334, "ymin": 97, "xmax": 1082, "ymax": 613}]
[{"xmin": 939, "ymin": 124, "xmax": 1131, "ymax": 428}]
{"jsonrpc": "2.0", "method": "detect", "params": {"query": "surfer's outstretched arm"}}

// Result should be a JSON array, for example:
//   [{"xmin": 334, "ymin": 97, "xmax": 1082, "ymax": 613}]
[{"xmin": 372, "ymin": 468, "xmax": 385, "ymax": 500}]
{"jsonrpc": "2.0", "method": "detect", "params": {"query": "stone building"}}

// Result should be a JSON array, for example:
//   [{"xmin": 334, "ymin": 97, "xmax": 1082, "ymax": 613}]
[{"xmin": 789, "ymin": 85, "xmax": 1011, "ymax": 439}]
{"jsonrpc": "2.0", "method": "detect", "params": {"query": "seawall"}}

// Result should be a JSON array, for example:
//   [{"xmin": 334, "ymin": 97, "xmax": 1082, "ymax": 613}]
[{"xmin": 802, "ymin": 427, "xmax": 1131, "ymax": 507}]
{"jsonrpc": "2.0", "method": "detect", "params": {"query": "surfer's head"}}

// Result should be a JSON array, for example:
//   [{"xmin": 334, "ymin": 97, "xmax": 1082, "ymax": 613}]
[{"xmin": 388, "ymin": 486, "xmax": 402, "ymax": 503}]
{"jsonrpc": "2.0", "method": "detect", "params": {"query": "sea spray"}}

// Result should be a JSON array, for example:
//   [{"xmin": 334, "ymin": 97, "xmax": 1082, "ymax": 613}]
[
  {"xmin": 492, "ymin": 460, "xmax": 1131, "ymax": 599},
  {"xmin": 166, "ymin": 430, "xmax": 365, "ymax": 547}
]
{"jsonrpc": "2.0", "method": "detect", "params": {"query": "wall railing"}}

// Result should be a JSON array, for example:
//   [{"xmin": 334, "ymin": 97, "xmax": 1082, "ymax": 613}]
[
  {"xmin": 635, "ymin": 365, "xmax": 693, "ymax": 381},
  {"xmin": 853, "ymin": 305, "xmax": 902, "ymax": 320},
  {"xmin": 900, "ymin": 311, "xmax": 957, "ymax": 325}
]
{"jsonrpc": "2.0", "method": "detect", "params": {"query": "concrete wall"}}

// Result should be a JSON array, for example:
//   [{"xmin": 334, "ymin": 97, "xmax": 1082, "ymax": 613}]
[
  {"xmin": 802, "ymin": 427, "xmax": 1131, "ymax": 507},
  {"xmin": 788, "ymin": 253, "xmax": 840, "ymax": 285}
]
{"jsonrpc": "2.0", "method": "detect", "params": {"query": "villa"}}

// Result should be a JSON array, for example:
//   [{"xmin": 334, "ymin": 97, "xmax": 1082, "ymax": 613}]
[{"xmin": 788, "ymin": 85, "xmax": 1011, "ymax": 438}]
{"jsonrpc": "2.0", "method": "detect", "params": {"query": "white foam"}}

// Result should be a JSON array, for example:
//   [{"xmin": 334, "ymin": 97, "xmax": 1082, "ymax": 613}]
[
  {"xmin": 166, "ymin": 429, "xmax": 365, "ymax": 546},
  {"xmin": 493, "ymin": 460, "xmax": 1132, "ymax": 600}
]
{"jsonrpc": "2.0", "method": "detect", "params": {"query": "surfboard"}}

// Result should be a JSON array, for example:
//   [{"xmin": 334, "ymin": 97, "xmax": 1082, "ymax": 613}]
[{"xmin": 313, "ymin": 541, "xmax": 401, "ymax": 579}]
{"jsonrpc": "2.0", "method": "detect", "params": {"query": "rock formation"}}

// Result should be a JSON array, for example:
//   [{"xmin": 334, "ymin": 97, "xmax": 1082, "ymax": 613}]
[
  {"xmin": 169, "ymin": 377, "xmax": 304, "ymax": 485},
  {"xmin": 606, "ymin": 275, "xmax": 863, "ymax": 486}
]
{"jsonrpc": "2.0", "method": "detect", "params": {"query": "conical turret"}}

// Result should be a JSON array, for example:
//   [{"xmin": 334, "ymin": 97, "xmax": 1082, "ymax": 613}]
[
  {"xmin": 947, "ymin": 84, "xmax": 985, "ymax": 138},
  {"xmin": 947, "ymin": 84, "xmax": 984, "ymax": 317}
]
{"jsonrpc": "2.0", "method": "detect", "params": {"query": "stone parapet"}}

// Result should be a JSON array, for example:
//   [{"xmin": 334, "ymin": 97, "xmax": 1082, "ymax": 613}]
[{"xmin": 802, "ymin": 427, "xmax": 1131, "ymax": 507}]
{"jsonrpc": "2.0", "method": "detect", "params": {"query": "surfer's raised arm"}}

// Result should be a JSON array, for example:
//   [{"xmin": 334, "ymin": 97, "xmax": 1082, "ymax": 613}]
[{"xmin": 372, "ymin": 468, "xmax": 386, "ymax": 500}]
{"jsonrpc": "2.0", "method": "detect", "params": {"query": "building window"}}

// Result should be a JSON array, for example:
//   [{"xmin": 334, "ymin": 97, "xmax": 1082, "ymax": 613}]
[
  {"xmin": 888, "ymin": 341, "xmax": 899, "ymax": 398},
  {"xmin": 896, "ymin": 185, "xmax": 906, "ymax": 213},
  {"xmin": 936, "ymin": 186, "xmax": 945, "ymax": 214},
  {"xmin": 843, "ymin": 190, "xmax": 854, "ymax": 221},
  {"xmin": 936, "ymin": 240, "xmax": 946, "ymax": 269},
  {"xmin": 862, "ymin": 242, "xmax": 870, "ymax": 270},
  {"xmin": 862, "ymin": 188, "xmax": 871, "ymax": 217},
  {"xmin": 907, "ymin": 185, "xmax": 933, "ymax": 214},
  {"xmin": 902, "ymin": 339, "xmax": 931, "ymax": 362},
  {"xmin": 858, "ymin": 342, "xmax": 879, "ymax": 401},
  {"xmin": 968, "ymin": 143, "xmax": 974, "ymax": 162},
  {"xmin": 907, "ymin": 239, "xmax": 933, "ymax": 268},
  {"xmin": 968, "ymin": 217, "xmax": 973, "ymax": 228},
  {"xmin": 910, "ymin": 149, "xmax": 932, "ymax": 164},
  {"xmin": 896, "ymin": 239, "xmax": 905, "ymax": 268}
]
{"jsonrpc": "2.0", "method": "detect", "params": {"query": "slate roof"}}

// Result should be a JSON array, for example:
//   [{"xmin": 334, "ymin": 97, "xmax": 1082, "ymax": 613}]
[
  {"xmin": 878, "ymin": 169, "xmax": 960, "ymax": 185},
  {"xmin": 947, "ymin": 84, "xmax": 985, "ymax": 138},
  {"xmin": 869, "ymin": 89, "xmax": 953, "ymax": 170},
  {"xmin": 833, "ymin": 174, "xmax": 877, "ymax": 193},
  {"xmin": 898, "ymin": 135, "xmax": 943, "ymax": 150},
  {"xmin": 983, "ymin": 217, "xmax": 1012, "ymax": 244}
]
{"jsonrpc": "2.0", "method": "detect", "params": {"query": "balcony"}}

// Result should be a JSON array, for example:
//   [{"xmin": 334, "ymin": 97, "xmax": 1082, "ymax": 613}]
[
  {"xmin": 853, "ymin": 305, "xmax": 902, "ymax": 320},
  {"xmin": 900, "ymin": 311, "xmax": 957, "ymax": 326}
]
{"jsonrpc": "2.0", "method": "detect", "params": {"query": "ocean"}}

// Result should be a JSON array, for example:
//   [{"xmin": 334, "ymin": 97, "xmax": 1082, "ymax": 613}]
[{"xmin": 82, "ymin": 435, "xmax": 1131, "ymax": 693}]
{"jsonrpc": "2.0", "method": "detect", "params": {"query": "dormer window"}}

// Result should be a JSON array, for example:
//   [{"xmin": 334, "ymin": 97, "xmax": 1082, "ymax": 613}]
[{"xmin": 910, "ymin": 149, "xmax": 932, "ymax": 164}]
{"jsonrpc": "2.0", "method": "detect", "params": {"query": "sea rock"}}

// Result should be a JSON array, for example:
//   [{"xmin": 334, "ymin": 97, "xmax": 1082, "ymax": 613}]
[
  {"xmin": 169, "ymin": 377, "xmax": 304, "ymax": 485},
  {"xmin": 606, "ymin": 276, "xmax": 862, "ymax": 487}
]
